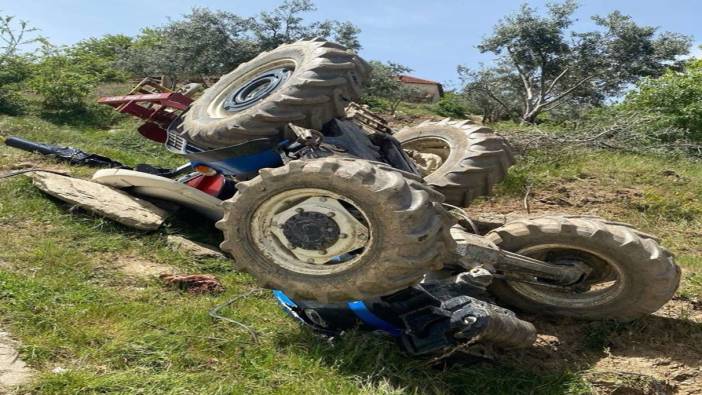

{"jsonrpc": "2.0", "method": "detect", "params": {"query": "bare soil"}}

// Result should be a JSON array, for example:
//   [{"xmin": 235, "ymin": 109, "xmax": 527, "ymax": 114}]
[{"xmin": 113, "ymin": 255, "xmax": 175, "ymax": 278}]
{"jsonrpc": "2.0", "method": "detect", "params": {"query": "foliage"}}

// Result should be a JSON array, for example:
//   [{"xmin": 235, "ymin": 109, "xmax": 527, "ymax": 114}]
[
  {"xmin": 624, "ymin": 59, "xmax": 702, "ymax": 139},
  {"xmin": 30, "ymin": 50, "xmax": 97, "ymax": 111},
  {"xmin": 0, "ymin": 55, "xmax": 31, "ymax": 114},
  {"xmin": 434, "ymin": 92, "xmax": 467, "ymax": 118},
  {"xmin": 68, "ymin": 34, "xmax": 133, "ymax": 82},
  {"xmin": 119, "ymin": 1, "xmax": 360, "ymax": 84},
  {"xmin": 362, "ymin": 61, "xmax": 424, "ymax": 115},
  {"xmin": 119, "ymin": 9, "xmax": 258, "ymax": 86},
  {"xmin": 0, "ymin": 13, "xmax": 43, "ymax": 114},
  {"xmin": 459, "ymin": 0, "xmax": 691, "ymax": 123},
  {"xmin": 27, "ymin": 47, "xmax": 119, "ymax": 127},
  {"xmin": 254, "ymin": 0, "xmax": 361, "ymax": 51}
]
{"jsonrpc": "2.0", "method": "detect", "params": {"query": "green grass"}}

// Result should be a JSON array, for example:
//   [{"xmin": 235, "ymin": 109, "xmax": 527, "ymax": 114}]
[
  {"xmin": 0, "ymin": 115, "xmax": 700, "ymax": 393},
  {"xmin": 0, "ymin": 116, "xmax": 595, "ymax": 394}
]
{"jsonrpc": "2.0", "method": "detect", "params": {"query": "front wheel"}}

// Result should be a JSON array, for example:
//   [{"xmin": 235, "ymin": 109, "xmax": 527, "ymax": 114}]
[
  {"xmin": 393, "ymin": 118, "xmax": 515, "ymax": 207},
  {"xmin": 216, "ymin": 157, "xmax": 456, "ymax": 302},
  {"xmin": 486, "ymin": 216, "xmax": 680, "ymax": 321}
]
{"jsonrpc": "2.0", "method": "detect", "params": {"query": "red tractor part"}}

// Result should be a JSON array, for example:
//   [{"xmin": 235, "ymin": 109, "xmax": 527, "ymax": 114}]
[
  {"xmin": 97, "ymin": 78, "xmax": 193, "ymax": 143},
  {"xmin": 185, "ymin": 174, "xmax": 226, "ymax": 197}
]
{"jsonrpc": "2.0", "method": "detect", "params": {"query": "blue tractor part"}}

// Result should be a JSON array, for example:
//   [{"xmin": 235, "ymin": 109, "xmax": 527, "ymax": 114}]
[
  {"xmin": 164, "ymin": 124, "xmax": 285, "ymax": 177},
  {"xmin": 273, "ymin": 280, "xmax": 537, "ymax": 356}
]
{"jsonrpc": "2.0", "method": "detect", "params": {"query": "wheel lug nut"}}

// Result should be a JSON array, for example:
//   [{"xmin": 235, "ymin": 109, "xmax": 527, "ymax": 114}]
[
  {"xmin": 327, "ymin": 212, "xmax": 335, "ymax": 218},
  {"xmin": 295, "ymin": 207, "xmax": 304, "ymax": 213},
  {"xmin": 339, "ymin": 233, "xmax": 348, "ymax": 239},
  {"xmin": 288, "ymin": 244, "xmax": 296, "ymax": 249},
  {"xmin": 319, "ymin": 249, "xmax": 327, "ymax": 254}
]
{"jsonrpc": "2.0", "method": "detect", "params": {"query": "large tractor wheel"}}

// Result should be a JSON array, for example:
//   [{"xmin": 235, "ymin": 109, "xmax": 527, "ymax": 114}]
[
  {"xmin": 394, "ymin": 119, "xmax": 514, "ymax": 207},
  {"xmin": 486, "ymin": 216, "xmax": 681, "ymax": 321},
  {"xmin": 216, "ymin": 157, "xmax": 456, "ymax": 302},
  {"xmin": 180, "ymin": 39, "xmax": 369, "ymax": 149}
]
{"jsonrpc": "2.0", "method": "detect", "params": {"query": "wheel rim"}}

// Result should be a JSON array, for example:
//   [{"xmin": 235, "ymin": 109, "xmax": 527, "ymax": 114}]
[
  {"xmin": 401, "ymin": 137, "xmax": 451, "ymax": 177},
  {"xmin": 251, "ymin": 188, "xmax": 373, "ymax": 275},
  {"xmin": 207, "ymin": 60, "xmax": 295, "ymax": 118},
  {"xmin": 507, "ymin": 244, "xmax": 625, "ymax": 308}
]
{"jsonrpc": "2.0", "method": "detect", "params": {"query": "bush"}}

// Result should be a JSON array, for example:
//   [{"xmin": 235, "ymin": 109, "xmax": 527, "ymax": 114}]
[
  {"xmin": 434, "ymin": 92, "xmax": 467, "ymax": 118},
  {"xmin": 624, "ymin": 61, "xmax": 702, "ymax": 140},
  {"xmin": 361, "ymin": 95, "xmax": 389, "ymax": 112},
  {"xmin": 0, "ymin": 88, "xmax": 27, "ymax": 115},
  {"xmin": 30, "ymin": 54, "xmax": 98, "ymax": 113},
  {"xmin": 0, "ymin": 56, "xmax": 32, "ymax": 115}
]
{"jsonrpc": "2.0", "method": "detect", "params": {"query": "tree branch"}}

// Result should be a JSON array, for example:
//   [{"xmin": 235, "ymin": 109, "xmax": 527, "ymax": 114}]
[
  {"xmin": 541, "ymin": 75, "xmax": 594, "ymax": 112},
  {"xmin": 506, "ymin": 46, "xmax": 533, "ymax": 101},
  {"xmin": 543, "ymin": 67, "xmax": 571, "ymax": 98}
]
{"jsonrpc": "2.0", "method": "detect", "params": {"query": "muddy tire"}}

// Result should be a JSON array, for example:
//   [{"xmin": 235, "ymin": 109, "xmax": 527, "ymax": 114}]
[
  {"xmin": 180, "ymin": 39, "xmax": 369, "ymax": 148},
  {"xmin": 486, "ymin": 216, "xmax": 681, "ymax": 321},
  {"xmin": 394, "ymin": 119, "xmax": 515, "ymax": 207},
  {"xmin": 216, "ymin": 157, "xmax": 456, "ymax": 302}
]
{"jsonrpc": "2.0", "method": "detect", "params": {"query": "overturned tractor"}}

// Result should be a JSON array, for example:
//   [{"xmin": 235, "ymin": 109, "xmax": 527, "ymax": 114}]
[{"xmin": 93, "ymin": 39, "xmax": 679, "ymax": 355}]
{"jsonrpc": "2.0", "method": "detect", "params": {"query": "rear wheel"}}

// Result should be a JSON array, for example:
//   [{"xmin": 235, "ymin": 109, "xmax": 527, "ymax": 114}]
[
  {"xmin": 394, "ymin": 119, "xmax": 514, "ymax": 207},
  {"xmin": 179, "ymin": 39, "xmax": 369, "ymax": 148},
  {"xmin": 216, "ymin": 157, "xmax": 456, "ymax": 302},
  {"xmin": 486, "ymin": 216, "xmax": 681, "ymax": 321}
]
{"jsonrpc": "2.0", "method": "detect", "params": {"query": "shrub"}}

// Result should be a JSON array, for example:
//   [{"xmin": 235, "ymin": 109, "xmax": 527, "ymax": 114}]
[
  {"xmin": 434, "ymin": 92, "xmax": 467, "ymax": 118},
  {"xmin": 30, "ymin": 55, "xmax": 98, "ymax": 113},
  {"xmin": 0, "ymin": 56, "xmax": 32, "ymax": 115},
  {"xmin": 624, "ymin": 61, "xmax": 702, "ymax": 140}
]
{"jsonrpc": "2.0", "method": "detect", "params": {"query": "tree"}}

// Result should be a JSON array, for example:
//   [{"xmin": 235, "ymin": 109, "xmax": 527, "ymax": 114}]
[
  {"xmin": 458, "ymin": 66, "xmax": 522, "ymax": 123},
  {"xmin": 254, "ymin": 0, "xmax": 360, "ymax": 51},
  {"xmin": 119, "ymin": 9, "xmax": 259, "ymax": 85},
  {"xmin": 363, "ymin": 61, "xmax": 424, "ymax": 115},
  {"xmin": 68, "ymin": 34, "xmax": 133, "ymax": 82},
  {"xmin": 459, "ymin": 1, "xmax": 691, "ymax": 123},
  {"xmin": 119, "ymin": 2, "xmax": 361, "ymax": 84}
]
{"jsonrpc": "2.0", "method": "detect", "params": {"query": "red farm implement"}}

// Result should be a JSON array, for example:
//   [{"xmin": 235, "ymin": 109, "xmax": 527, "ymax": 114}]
[{"xmin": 97, "ymin": 78, "xmax": 193, "ymax": 143}]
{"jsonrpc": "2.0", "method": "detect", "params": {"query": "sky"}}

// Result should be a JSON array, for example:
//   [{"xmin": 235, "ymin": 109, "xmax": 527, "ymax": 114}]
[{"xmin": 1, "ymin": 0, "xmax": 701, "ymax": 89}]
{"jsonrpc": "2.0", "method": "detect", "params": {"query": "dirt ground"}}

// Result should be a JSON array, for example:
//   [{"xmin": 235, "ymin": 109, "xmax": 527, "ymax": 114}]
[{"xmin": 492, "ymin": 298, "xmax": 702, "ymax": 394}]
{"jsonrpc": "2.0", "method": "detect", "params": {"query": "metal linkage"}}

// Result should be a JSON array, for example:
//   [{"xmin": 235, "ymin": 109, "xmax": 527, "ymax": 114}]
[
  {"xmin": 97, "ymin": 78, "xmax": 193, "ymax": 143},
  {"xmin": 345, "ymin": 102, "xmax": 394, "ymax": 135}
]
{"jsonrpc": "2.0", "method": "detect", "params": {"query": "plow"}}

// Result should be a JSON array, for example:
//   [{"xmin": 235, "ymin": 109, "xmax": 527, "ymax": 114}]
[{"xmin": 6, "ymin": 39, "xmax": 680, "ymax": 357}]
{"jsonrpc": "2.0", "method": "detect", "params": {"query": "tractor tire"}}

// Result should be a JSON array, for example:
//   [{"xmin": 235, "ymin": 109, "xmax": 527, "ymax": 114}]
[
  {"xmin": 216, "ymin": 157, "xmax": 456, "ymax": 302},
  {"xmin": 486, "ymin": 216, "xmax": 681, "ymax": 321},
  {"xmin": 179, "ymin": 39, "xmax": 370, "ymax": 149},
  {"xmin": 394, "ymin": 119, "xmax": 514, "ymax": 207}
]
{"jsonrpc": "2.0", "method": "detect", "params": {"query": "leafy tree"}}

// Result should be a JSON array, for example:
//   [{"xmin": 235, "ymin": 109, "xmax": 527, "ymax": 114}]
[
  {"xmin": 363, "ymin": 61, "xmax": 424, "ymax": 115},
  {"xmin": 459, "ymin": 1, "xmax": 691, "ymax": 123},
  {"xmin": 255, "ymin": 0, "xmax": 360, "ymax": 51},
  {"xmin": 68, "ymin": 34, "xmax": 133, "ymax": 82},
  {"xmin": 624, "ymin": 58, "xmax": 702, "ymax": 139},
  {"xmin": 119, "ymin": 2, "xmax": 361, "ymax": 84},
  {"xmin": 459, "ymin": 66, "xmax": 522, "ymax": 123},
  {"xmin": 119, "ymin": 9, "xmax": 258, "ymax": 86}
]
